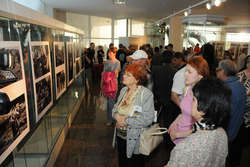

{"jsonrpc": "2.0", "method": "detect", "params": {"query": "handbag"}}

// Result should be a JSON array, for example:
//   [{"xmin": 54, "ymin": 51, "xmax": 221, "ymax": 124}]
[
  {"xmin": 101, "ymin": 71, "xmax": 117, "ymax": 99},
  {"xmin": 139, "ymin": 123, "xmax": 168, "ymax": 156}
]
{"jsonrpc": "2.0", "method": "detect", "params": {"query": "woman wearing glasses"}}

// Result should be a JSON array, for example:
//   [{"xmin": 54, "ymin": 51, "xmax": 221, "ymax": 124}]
[{"xmin": 112, "ymin": 63, "xmax": 155, "ymax": 167}]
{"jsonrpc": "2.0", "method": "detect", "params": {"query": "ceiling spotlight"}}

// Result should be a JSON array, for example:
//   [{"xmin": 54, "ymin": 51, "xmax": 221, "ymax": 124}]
[
  {"xmin": 113, "ymin": 0, "xmax": 126, "ymax": 5},
  {"xmin": 184, "ymin": 11, "xmax": 188, "ymax": 17},
  {"xmin": 214, "ymin": 0, "xmax": 221, "ymax": 7},
  {"xmin": 206, "ymin": 2, "xmax": 212, "ymax": 10}
]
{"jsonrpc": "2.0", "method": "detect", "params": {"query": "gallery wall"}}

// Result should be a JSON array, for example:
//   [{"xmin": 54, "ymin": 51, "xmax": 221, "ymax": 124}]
[{"xmin": 0, "ymin": 16, "xmax": 85, "ymax": 165}]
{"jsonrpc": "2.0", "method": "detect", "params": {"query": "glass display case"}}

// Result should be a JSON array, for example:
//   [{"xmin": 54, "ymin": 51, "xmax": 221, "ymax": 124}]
[{"xmin": 0, "ymin": 14, "xmax": 86, "ymax": 167}]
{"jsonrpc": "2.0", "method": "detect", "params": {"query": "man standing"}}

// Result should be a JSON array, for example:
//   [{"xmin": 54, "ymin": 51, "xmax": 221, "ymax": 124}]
[
  {"xmin": 129, "ymin": 50, "xmax": 153, "ymax": 91},
  {"xmin": 85, "ymin": 42, "xmax": 95, "ymax": 92},
  {"xmin": 171, "ymin": 52, "xmax": 186, "ymax": 107},
  {"xmin": 216, "ymin": 59, "xmax": 246, "ymax": 166}
]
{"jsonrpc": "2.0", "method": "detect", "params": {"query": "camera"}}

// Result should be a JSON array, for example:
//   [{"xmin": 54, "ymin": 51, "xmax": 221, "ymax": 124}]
[
  {"xmin": 0, "ymin": 50, "xmax": 10, "ymax": 68},
  {"xmin": 0, "ymin": 50, "xmax": 18, "ymax": 84}
]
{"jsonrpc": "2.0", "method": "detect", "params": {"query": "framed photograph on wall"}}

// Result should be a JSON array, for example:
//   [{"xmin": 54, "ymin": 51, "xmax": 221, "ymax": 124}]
[
  {"xmin": 0, "ymin": 41, "xmax": 30, "ymax": 164},
  {"xmin": 30, "ymin": 41, "xmax": 53, "ymax": 122},
  {"xmin": 56, "ymin": 70, "xmax": 66, "ymax": 99},
  {"xmin": 53, "ymin": 42, "xmax": 66, "ymax": 99},
  {"xmin": 66, "ymin": 42, "xmax": 74, "ymax": 86},
  {"xmin": 75, "ymin": 59, "xmax": 81, "ymax": 78}
]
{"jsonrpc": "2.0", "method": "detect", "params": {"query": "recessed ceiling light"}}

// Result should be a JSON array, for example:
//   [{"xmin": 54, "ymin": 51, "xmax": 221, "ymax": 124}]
[{"xmin": 113, "ymin": 0, "xmax": 127, "ymax": 5}]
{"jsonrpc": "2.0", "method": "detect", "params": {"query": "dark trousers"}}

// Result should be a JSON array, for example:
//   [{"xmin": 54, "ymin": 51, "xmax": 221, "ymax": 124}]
[
  {"xmin": 116, "ymin": 136, "xmax": 145, "ymax": 167},
  {"xmin": 227, "ymin": 124, "xmax": 250, "ymax": 166}
]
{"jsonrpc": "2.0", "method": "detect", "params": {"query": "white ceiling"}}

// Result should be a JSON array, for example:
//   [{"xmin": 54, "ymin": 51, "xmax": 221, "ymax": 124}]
[
  {"xmin": 44, "ymin": 0, "xmax": 203, "ymax": 20},
  {"xmin": 44, "ymin": 0, "xmax": 250, "ymax": 22}
]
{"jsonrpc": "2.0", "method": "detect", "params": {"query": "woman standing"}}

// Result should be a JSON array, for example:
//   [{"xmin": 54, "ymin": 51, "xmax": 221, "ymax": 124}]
[
  {"xmin": 169, "ymin": 56, "xmax": 209, "ymax": 144},
  {"xmin": 112, "ymin": 64, "xmax": 155, "ymax": 167},
  {"xmin": 101, "ymin": 51, "xmax": 120, "ymax": 126},
  {"xmin": 165, "ymin": 77, "xmax": 230, "ymax": 167}
]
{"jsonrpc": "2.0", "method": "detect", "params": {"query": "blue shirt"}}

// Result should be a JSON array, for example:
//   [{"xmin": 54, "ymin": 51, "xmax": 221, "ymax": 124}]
[{"xmin": 225, "ymin": 76, "xmax": 246, "ymax": 142}]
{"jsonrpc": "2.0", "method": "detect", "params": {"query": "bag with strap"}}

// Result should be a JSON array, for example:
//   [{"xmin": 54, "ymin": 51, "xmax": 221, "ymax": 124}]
[
  {"xmin": 139, "ymin": 123, "xmax": 168, "ymax": 155},
  {"xmin": 101, "ymin": 71, "xmax": 117, "ymax": 99},
  {"xmin": 138, "ymin": 88, "xmax": 168, "ymax": 156}
]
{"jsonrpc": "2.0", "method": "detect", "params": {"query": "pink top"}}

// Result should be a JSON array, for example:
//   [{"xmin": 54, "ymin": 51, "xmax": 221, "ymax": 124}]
[{"xmin": 174, "ymin": 86, "xmax": 195, "ymax": 144}]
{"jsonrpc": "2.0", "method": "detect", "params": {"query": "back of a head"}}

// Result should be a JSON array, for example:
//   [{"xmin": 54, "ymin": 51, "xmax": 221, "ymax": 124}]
[
  {"xmin": 193, "ymin": 77, "xmax": 231, "ymax": 129},
  {"xmin": 161, "ymin": 50, "xmax": 173, "ymax": 64},
  {"xmin": 201, "ymin": 43, "xmax": 215, "ymax": 65},
  {"xmin": 218, "ymin": 59, "xmax": 237, "ymax": 77},
  {"xmin": 174, "ymin": 52, "xmax": 185, "ymax": 62},
  {"xmin": 154, "ymin": 47, "xmax": 160, "ymax": 53},
  {"xmin": 187, "ymin": 56, "xmax": 210, "ymax": 78},
  {"xmin": 119, "ymin": 44, "xmax": 123, "ymax": 49}
]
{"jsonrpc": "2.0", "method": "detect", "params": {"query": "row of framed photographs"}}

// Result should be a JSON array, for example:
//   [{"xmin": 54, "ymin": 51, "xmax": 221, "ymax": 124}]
[
  {"xmin": 0, "ymin": 41, "xmax": 84, "ymax": 164},
  {"xmin": 213, "ymin": 41, "xmax": 248, "ymax": 60}
]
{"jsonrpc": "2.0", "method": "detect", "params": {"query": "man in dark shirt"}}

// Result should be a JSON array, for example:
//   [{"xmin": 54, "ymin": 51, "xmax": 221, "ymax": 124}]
[{"xmin": 85, "ymin": 42, "xmax": 95, "ymax": 92}]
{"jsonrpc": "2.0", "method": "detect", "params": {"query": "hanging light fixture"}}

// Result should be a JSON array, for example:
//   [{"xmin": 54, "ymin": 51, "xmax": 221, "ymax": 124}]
[
  {"xmin": 184, "ymin": 8, "xmax": 192, "ymax": 17},
  {"xmin": 113, "ymin": 0, "xmax": 127, "ymax": 5},
  {"xmin": 214, "ymin": 0, "xmax": 221, "ymax": 7},
  {"xmin": 206, "ymin": 2, "xmax": 212, "ymax": 10}
]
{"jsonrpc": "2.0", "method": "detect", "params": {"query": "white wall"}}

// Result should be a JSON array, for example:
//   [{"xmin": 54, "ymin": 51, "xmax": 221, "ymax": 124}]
[
  {"xmin": 66, "ymin": 13, "xmax": 89, "ymax": 37},
  {"xmin": 13, "ymin": 0, "xmax": 53, "ymax": 17}
]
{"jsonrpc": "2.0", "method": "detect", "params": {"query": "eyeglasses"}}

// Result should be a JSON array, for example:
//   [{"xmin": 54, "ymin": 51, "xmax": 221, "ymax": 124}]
[{"xmin": 247, "ymin": 59, "xmax": 250, "ymax": 64}]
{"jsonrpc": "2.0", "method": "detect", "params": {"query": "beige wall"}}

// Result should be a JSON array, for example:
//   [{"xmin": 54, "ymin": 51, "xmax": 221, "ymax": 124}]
[{"xmin": 169, "ymin": 16, "xmax": 184, "ymax": 52}]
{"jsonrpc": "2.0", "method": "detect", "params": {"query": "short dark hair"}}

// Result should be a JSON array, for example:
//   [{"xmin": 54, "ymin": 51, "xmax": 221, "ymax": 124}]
[
  {"xmin": 161, "ymin": 50, "xmax": 173, "ymax": 64},
  {"xmin": 154, "ymin": 47, "xmax": 160, "ymax": 52},
  {"xmin": 119, "ymin": 44, "xmax": 123, "ymax": 48},
  {"xmin": 90, "ymin": 42, "xmax": 95, "ymax": 47},
  {"xmin": 174, "ymin": 52, "xmax": 185, "ymax": 62},
  {"xmin": 192, "ymin": 77, "xmax": 231, "ymax": 130},
  {"xmin": 167, "ymin": 43, "xmax": 173, "ymax": 48}
]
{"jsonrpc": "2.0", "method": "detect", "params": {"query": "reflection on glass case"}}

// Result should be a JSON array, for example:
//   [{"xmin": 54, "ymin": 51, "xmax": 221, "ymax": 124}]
[{"xmin": 67, "ymin": 42, "xmax": 74, "ymax": 86}]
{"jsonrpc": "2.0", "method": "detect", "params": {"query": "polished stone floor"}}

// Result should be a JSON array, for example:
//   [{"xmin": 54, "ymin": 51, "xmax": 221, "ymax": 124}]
[
  {"xmin": 54, "ymin": 77, "xmax": 250, "ymax": 167},
  {"xmin": 54, "ymin": 81, "xmax": 172, "ymax": 167}
]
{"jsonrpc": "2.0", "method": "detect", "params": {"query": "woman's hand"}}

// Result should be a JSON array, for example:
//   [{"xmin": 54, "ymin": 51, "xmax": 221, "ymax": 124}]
[
  {"xmin": 114, "ymin": 113, "xmax": 128, "ymax": 127},
  {"xmin": 169, "ymin": 129, "xmax": 180, "ymax": 141}
]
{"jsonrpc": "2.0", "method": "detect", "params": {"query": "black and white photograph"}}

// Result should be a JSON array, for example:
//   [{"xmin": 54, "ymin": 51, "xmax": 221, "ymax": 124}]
[
  {"xmin": 30, "ymin": 42, "xmax": 53, "ymax": 122},
  {"xmin": 54, "ymin": 42, "xmax": 66, "ymax": 99},
  {"xmin": 31, "ymin": 44, "xmax": 50, "ymax": 79},
  {"xmin": 75, "ymin": 43, "xmax": 81, "ymax": 58},
  {"xmin": 0, "ymin": 94, "xmax": 27, "ymax": 153},
  {"xmin": 76, "ymin": 59, "xmax": 80, "ymax": 76},
  {"xmin": 0, "ymin": 42, "xmax": 29, "ymax": 165},
  {"xmin": 56, "ymin": 70, "xmax": 66, "ymax": 99},
  {"xmin": 54, "ymin": 42, "xmax": 65, "ymax": 67},
  {"xmin": 67, "ymin": 42, "xmax": 74, "ymax": 85},
  {"xmin": 35, "ymin": 76, "xmax": 52, "ymax": 115},
  {"xmin": 0, "ymin": 42, "xmax": 23, "ymax": 89}
]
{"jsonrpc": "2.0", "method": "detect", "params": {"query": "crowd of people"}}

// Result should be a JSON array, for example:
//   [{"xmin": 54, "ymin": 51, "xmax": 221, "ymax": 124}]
[{"xmin": 83, "ymin": 41, "xmax": 249, "ymax": 167}]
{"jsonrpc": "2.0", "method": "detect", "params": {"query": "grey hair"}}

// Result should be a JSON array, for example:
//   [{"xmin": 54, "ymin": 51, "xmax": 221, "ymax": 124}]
[{"xmin": 218, "ymin": 59, "xmax": 237, "ymax": 77}]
